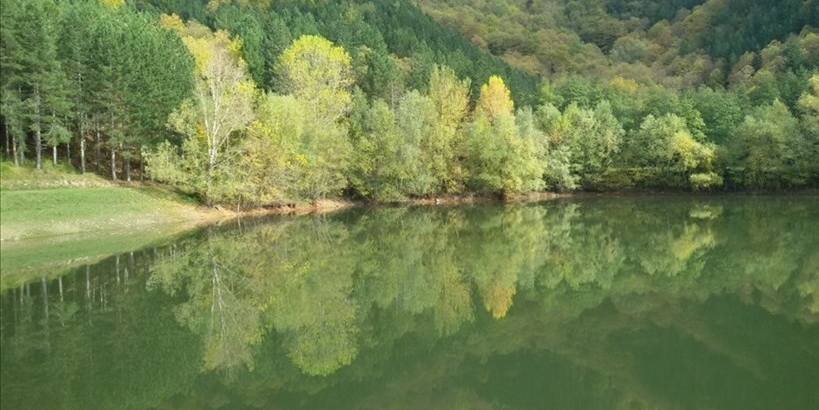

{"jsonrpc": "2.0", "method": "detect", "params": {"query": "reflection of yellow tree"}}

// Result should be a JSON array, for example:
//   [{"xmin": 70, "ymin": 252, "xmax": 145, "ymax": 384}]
[
  {"xmin": 482, "ymin": 280, "xmax": 516, "ymax": 319},
  {"xmin": 262, "ymin": 219, "xmax": 359, "ymax": 376},
  {"xmin": 351, "ymin": 208, "xmax": 474, "ymax": 335},
  {"xmin": 149, "ymin": 235, "xmax": 264, "ymax": 373},
  {"xmin": 462, "ymin": 206, "xmax": 551, "ymax": 318},
  {"xmin": 640, "ymin": 223, "xmax": 715, "ymax": 277},
  {"xmin": 272, "ymin": 270, "xmax": 359, "ymax": 377},
  {"xmin": 148, "ymin": 196, "xmax": 819, "ymax": 391}
]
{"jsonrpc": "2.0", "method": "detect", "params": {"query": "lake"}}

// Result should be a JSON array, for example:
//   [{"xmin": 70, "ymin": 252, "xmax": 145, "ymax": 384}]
[{"xmin": 1, "ymin": 196, "xmax": 818, "ymax": 409}]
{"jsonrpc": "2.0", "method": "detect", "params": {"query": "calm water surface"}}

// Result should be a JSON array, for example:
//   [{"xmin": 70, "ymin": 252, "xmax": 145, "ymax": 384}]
[{"xmin": 1, "ymin": 196, "xmax": 818, "ymax": 409}]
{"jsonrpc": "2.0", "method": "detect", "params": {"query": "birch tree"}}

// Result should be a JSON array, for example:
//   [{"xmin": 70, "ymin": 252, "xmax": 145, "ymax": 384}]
[{"xmin": 159, "ymin": 21, "xmax": 255, "ymax": 204}]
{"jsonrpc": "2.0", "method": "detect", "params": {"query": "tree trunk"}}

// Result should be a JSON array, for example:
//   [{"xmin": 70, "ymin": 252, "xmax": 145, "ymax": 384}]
[
  {"xmin": 52, "ymin": 145, "xmax": 57, "ymax": 166},
  {"xmin": 122, "ymin": 143, "xmax": 131, "ymax": 182},
  {"xmin": 64, "ymin": 114, "xmax": 71, "ymax": 166},
  {"xmin": 18, "ymin": 133, "xmax": 25, "ymax": 163},
  {"xmin": 35, "ymin": 127, "xmax": 42, "ymax": 169},
  {"xmin": 110, "ymin": 110, "xmax": 117, "ymax": 180},
  {"xmin": 34, "ymin": 89, "xmax": 42, "ymax": 170},
  {"xmin": 12, "ymin": 134, "xmax": 18, "ymax": 167},
  {"xmin": 206, "ymin": 157, "xmax": 215, "ymax": 206},
  {"xmin": 110, "ymin": 146, "xmax": 117, "ymax": 181},
  {"xmin": 16, "ymin": 86, "xmax": 24, "ymax": 165},
  {"xmin": 80, "ymin": 133, "xmax": 86, "ymax": 173},
  {"xmin": 95, "ymin": 122, "xmax": 101, "ymax": 174},
  {"xmin": 6, "ymin": 124, "xmax": 20, "ymax": 167},
  {"xmin": 4, "ymin": 123, "xmax": 9, "ymax": 159}
]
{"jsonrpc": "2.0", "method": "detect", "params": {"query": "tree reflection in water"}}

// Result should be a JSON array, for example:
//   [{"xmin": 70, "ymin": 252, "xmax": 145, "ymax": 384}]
[{"xmin": 1, "ymin": 196, "xmax": 818, "ymax": 409}]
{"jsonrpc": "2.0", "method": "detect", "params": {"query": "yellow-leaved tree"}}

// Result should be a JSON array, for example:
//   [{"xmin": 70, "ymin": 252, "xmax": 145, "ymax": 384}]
[
  {"xmin": 277, "ymin": 35, "xmax": 354, "ymax": 127},
  {"xmin": 99, "ymin": 0, "xmax": 124, "ymax": 8},
  {"xmin": 476, "ymin": 75, "xmax": 514, "ymax": 121},
  {"xmin": 149, "ymin": 17, "xmax": 256, "ymax": 205},
  {"xmin": 274, "ymin": 35, "xmax": 354, "ymax": 199},
  {"xmin": 463, "ymin": 75, "xmax": 543, "ymax": 195}
]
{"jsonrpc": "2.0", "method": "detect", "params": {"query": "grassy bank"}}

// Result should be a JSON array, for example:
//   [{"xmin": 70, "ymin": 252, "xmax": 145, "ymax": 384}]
[{"xmin": 0, "ymin": 183, "xmax": 215, "ymax": 242}]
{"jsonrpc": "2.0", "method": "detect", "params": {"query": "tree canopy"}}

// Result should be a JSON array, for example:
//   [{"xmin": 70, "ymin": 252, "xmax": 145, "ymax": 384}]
[{"xmin": 1, "ymin": 0, "xmax": 817, "ymax": 202}]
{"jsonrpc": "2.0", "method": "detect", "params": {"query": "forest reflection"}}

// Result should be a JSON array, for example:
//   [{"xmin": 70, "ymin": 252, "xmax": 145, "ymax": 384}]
[{"xmin": 2, "ymin": 197, "xmax": 818, "ymax": 410}]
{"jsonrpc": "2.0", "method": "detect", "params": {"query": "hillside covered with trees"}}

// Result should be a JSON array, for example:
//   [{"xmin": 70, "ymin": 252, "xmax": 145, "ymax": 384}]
[{"xmin": 1, "ymin": 0, "xmax": 818, "ymax": 207}]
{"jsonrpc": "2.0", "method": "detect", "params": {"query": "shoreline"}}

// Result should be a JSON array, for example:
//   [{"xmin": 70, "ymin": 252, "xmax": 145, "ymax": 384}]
[{"xmin": 3, "ymin": 184, "xmax": 817, "ymax": 244}]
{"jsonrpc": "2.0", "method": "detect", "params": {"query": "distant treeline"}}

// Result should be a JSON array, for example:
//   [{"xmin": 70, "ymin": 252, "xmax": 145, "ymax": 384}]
[{"xmin": 1, "ymin": 0, "xmax": 818, "ymax": 205}]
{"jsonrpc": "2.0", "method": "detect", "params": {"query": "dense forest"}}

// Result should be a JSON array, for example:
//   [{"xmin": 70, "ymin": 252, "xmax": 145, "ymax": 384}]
[{"xmin": 1, "ymin": 0, "xmax": 818, "ymax": 205}]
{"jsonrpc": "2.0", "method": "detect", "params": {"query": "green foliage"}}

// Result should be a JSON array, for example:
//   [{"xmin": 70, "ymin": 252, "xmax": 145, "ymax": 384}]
[
  {"xmin": 295, "ymin": 121, "xmax": 352, "ymax": 200},
  {"xmin": 394, "ymin": 90, "xmax": 437, "ymax": 195},
  {"xmin": 1, "ymin": 0, "xmax": 194, "ymax": 174},
  {"xmin": 417, "ymin": 0, "xmax": 816, "ymax": 97},
  {"xmin": 687, "ymin": 86, "xmax": 747, "ymax": 145},
  {"xmin": 462, "ymin": 84, "xmax": 544, "ymax": 195},
  {"xmin": 347, "ymin": 98, "xmax": 405, "ymax": 201},
  {"xmin": 543, "ymin": 101, "xmax": 623, "ymax": 188},
  {"xmin": 271, "ymin": 34, "xmax": 356, "ymax": 199},
  {"xmin": 797, "ymin": 75, "xmax": 819, "ymax": 183},
  {"xmin": 3, "ymin": 0, "xmax": 817, "ymax": 197},
  {"xmin": 145, "ymin": 138, "xmax": 205, "ymax": 195},
  {"xmin": 425, "ymin": 65, "xmax": 470, "ymax": 193},
  {"xmin": 462, "ymin": 114, "xmax": 507, "ymax": 194},
  {"xmin": 624, "ymin": 113, "xmax": 720, "ymax": 189},
  {"xmin": 728, "ymin": 100, "xmax": 808, "ymax": 188},
  {"xmin": 239, "ymin": 93, "xmax": 304, "ymax": 204}
]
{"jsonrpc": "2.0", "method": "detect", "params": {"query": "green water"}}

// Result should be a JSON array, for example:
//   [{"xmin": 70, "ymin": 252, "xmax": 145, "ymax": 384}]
[{"xmin": 1, "ymin": 196, "xmax": 818, "ymax": 409}]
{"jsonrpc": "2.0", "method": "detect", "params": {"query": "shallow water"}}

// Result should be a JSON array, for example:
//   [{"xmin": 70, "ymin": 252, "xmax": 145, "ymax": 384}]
[{"xmin": 2, "ymin": 196, "xmax": 818, "ymax": 409}]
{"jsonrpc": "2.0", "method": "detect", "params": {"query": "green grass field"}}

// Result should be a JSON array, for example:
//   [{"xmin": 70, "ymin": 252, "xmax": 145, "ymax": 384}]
[{"xmin": 0, "ymin": 185, "xmax": 205, "ymax": 240}]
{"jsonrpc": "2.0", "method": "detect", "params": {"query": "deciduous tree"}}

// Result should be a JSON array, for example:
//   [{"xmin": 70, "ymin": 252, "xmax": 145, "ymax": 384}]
[
  {"xmin": 276, "ymin": 35, "xmax": 354, "ymax": 126},
  {"xmin": 161, "ymin": 25, "xmax": 255, "ymax": 204}
]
